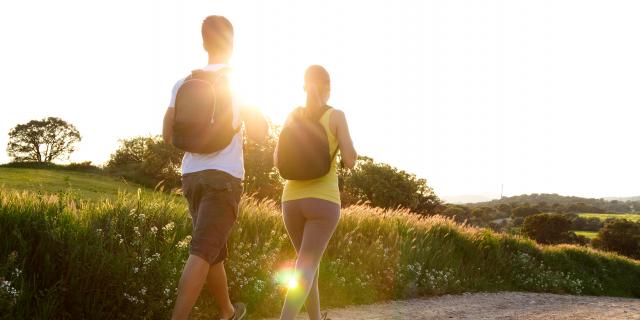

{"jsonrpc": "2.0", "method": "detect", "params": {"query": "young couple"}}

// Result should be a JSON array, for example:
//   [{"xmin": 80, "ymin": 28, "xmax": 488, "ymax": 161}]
[{"xmin": 162, "ymin": 16, "xmax": 358, "ymax": 320}]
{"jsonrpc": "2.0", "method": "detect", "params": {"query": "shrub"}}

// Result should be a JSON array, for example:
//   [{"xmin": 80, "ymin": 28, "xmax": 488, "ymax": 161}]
[
  {"xmin": 592, "ymin": 219, "xmax": 640, "ymax": 259},
  {"xmin": 340, "ymin": 157, "xmax": 442, "ymax": 214},
  {"xmin": 522, "ymin": 213, "xmax": 573, "ymax": 245}
]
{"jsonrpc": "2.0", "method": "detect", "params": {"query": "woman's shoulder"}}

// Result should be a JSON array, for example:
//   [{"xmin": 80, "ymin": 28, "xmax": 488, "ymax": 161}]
[{"xmin": 328, "ymin": 107, "xmax": 347, "ymax": 123}]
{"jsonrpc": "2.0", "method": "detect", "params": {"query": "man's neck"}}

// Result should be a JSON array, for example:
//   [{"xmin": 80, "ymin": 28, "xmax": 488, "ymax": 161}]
[{"xmin": 208, "ymin": 55, "xmax": 229, "ymax": 65}]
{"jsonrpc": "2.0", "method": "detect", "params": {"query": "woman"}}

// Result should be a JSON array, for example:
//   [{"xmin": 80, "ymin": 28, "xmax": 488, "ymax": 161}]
[{"xmin": 275, "ymin": 65, "xmax": 358, "ymax": 320}]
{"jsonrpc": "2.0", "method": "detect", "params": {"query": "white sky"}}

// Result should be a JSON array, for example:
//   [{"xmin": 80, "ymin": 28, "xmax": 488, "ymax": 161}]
[{"xmin": 1, "ymin": 0, "xmax": 639, "ymax": 200}]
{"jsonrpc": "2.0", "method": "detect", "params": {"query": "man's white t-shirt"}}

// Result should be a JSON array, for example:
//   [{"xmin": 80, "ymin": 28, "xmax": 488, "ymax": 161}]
[{"xmin": 168, "ymin": 64, "xmax": 244, "ymax": 179}]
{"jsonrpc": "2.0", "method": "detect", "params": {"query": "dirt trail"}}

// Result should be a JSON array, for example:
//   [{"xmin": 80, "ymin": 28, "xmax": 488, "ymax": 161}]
[{"xmin": 261, "ymin": 292, "xmax": 640, "ymax": 320}]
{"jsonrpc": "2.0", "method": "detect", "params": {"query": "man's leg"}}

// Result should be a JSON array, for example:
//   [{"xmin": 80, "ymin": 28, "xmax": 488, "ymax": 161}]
[
  {"xmin": 172, "ymin": 254, "xmax": 211, "ymax": 320},
  {"xmin": 206, "ymin": 261, "xmax": 235, "ymax": 319}
]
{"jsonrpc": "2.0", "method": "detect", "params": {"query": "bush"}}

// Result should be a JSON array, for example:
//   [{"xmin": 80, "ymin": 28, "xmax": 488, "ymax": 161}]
[
  {"xmin": 340, "ymin": 157, "xmax": 442, "ymax": 214},
  {"xmin": 592, "ymin": 219, "xmax": 640, "ymax": 259},
  {"xmin": 522, "ymin": 213, "xmax": 573, "ymax": 245},
  {"xmin": 1, "ymin": 188, "xmax": 639, "ymax": 319},
  {"xmin": 106, "ymin": 136, "xmax": 183, "ymax": 190}
]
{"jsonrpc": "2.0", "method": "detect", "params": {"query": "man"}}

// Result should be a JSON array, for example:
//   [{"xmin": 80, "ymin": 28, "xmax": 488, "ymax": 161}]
[{"xmin": 163, "ymin": 15, "xmax": 268, "ymax": 320}]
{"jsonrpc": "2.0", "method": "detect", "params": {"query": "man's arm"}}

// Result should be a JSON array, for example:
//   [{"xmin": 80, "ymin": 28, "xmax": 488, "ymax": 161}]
[
  {"xmin": 162, "ymin": 107, "xmax": 175, "ymax": 145},
  {"xmin": 241, "ymin": 106, "xmax": 268, "ymax": 143}
]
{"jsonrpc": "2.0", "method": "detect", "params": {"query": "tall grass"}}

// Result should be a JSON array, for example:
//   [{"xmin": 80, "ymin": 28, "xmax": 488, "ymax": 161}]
[{"xmin": 0, "ymin": 187, "xmax": 639, "ymax": 319}]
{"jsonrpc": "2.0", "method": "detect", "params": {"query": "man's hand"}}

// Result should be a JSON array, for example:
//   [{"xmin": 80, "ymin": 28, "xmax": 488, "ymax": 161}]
[{"xmin": 241, "ymin": 106, "xmax": 268, "ymax": 143}]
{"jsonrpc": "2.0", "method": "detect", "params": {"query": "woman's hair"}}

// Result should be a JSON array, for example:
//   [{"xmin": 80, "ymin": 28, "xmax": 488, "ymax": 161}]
[
  {"xmin": 303, "ymin": 65, "xmax": 331, "ymax": 120},
  {"xmin": 304, "ymin": 65, "xmax": 330, "ymax": 86}
]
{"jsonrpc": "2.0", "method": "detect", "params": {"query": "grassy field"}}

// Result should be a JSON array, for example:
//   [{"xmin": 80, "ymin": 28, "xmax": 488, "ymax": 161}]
[
  {"xmin": 578, "ymin": 213, "xmax": 640, "ymax": 222},
  {"xmin": 1, "ymin": 169, "xmax": 639, "ymax": 319},
  {"xmin": 574, "ymin": 231, "xmax": 598, "ymax": 239},
  {"xmin": 0, "ymin": 167, "xmax": 141, "ymax": 201}
]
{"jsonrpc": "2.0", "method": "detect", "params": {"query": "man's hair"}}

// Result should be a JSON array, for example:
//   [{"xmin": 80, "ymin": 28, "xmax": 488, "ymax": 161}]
[{"xmin": 202, "ymin": 15, "xmax": 234, "ymax": 55}]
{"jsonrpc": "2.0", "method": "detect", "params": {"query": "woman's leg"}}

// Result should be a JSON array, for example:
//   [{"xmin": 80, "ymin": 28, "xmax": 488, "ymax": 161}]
[
  {"xmin": 280, "ymin": 199, "xmax": 340, "ymax": 320},
  {"xmin": 282, "ymin": 201, "xmax": 322, "ymax": 319},
  {"xmin": 304, "ymin": 269, "xmax": 321, "ymax": 319}
]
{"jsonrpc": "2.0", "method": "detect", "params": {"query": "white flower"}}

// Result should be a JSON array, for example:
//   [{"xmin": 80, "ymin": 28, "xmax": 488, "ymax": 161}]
[
  {"xmin": 140, "ymin": 287, "xmax": 147, "ymax": 296},
  {"xmin": 1, "ymin": 280, "xmax": 19, "ymax": 297},
  {"xmin": 163, "ymin": 222, "xmax": 175, "ymax": 232},
  {"xmin": 150, "ymin": 226, "xmax": 158, "ymax": 235},
  {"xmin": 133, "ymin": 267, "xmax": 139, "ymax": 274},
  {"xmin": 176, "ymin": 236, "xmax": 191, "ymax": 249}
]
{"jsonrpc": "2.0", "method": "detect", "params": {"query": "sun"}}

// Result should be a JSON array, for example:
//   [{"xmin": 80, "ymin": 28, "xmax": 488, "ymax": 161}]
[{"xmin": 226, "ymin": 62, "xmax": 303, "ymax": 126}]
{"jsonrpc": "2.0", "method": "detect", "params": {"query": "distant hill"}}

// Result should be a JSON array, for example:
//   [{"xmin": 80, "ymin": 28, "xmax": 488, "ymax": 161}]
[
  {"xmin": 442, "ymin": 194, "xmax": 497, "ymax": 204},
  {"xmin": 604, "ymin": 196, "xmax": 640, "ymax": 202},
  {"xmin": 466, "ymin": 193, "xmax": 639, "ymax": 213}
]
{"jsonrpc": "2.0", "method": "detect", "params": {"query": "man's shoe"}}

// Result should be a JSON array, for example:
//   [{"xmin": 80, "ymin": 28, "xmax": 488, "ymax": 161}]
[{"xmin": 230, "ymin": 302, "xmax": 247, "ymax": 320}]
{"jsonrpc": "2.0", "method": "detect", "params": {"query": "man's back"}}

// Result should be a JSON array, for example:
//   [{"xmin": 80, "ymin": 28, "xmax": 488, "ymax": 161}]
[{"xmin": 168, "ymin": 64, "xmax": 244, "ymax": 179}]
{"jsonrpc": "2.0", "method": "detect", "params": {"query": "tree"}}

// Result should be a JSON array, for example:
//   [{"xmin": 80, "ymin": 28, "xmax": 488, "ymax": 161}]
[
  {"xmin": 441, "ymin": 205, "xmax": 471, "ymax": 223},
  {"xmin": 243, "ymin": 123, "xmax": 283, "ymax": 200},
  {"xmin": 592, "ymin": 219, "xmax": 640, "ymax": 259},
  {"xmin": 511, "ymin": 204, "xmax": 541, "ymax": 218},
  {"xmin": 107, "ymin": 136, "xmax": 183, "ymax": 189},
  {"xmin": 340, "ymin": 157, "xmax": 442, "ymax": 214},
  {"xmin": 522, "ymin": 213, "xmax": 573, "ymax": 244},
  {"xmin": 7, "ymin": 117, "xmax": 81, "ymax": 162}
]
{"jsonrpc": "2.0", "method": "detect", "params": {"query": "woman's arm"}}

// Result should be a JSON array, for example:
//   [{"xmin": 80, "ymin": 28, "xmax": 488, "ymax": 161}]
[{"xmin": 331, "ymin": 110, "xmax": 358, "ymax": 169}]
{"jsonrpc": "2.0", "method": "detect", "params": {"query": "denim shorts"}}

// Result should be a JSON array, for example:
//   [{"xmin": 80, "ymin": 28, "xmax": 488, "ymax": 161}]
[{"xmin": 181, "ymin": 169, "xmax": 243, "ymax": 265}]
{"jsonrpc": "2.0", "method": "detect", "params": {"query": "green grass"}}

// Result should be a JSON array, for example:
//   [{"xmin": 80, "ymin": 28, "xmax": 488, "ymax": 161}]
[
  {"xmin": 578, "ymin": 213, "xmax": 640, "ymax": 222},
  {"xmin": 1, "ymin": 169, "xmax": 639, "ymax": 319},
  {"xmin": 0, "ymin": 167, "xmax": 142, "ymax": 201},
  {"xmin": 574, "ymin": 231, "xmax": 598, "ymax": 239}
]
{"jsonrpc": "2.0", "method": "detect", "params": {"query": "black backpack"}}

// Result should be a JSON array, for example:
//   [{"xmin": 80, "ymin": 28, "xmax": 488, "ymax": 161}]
[
  {"xmin": 276, "ymin": 106, "xmax": 339, "ymax": 180},
  {"xmin": 172, "ymin": 69, "xmax": 239, "ymax": 154}
]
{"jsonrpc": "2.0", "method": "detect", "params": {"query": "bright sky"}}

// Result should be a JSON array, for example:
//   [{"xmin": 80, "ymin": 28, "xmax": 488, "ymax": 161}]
[{"xmin": 1, "ymin": 0, "xmax": 639, "ymax": 200}]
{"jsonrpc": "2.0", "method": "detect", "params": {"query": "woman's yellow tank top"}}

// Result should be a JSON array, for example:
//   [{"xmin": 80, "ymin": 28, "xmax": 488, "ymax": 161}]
[{"xmin": 281, "ymin": 108, "xmax": 340, "ymax": 205}]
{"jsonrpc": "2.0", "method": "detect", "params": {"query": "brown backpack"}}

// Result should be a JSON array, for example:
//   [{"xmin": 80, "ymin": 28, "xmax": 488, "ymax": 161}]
[
  {"xmin": 172, "ymin": 69, "xmax": 239, "ymax": 154},
  {"xmin": 276, "ymin": 106, "xmax": 339, "ymax": 180}
]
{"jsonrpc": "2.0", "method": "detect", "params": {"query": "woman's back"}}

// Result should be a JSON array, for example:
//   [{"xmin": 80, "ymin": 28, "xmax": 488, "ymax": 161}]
[{"xmin": 281, "ymin": 107, "xmax": 340, "ymax": 205}]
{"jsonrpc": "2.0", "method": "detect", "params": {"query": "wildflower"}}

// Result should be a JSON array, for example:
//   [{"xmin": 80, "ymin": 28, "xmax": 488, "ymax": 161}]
[
  {"xmin": 124, "ymin": 293, "xmax": 140, "ymax": 303},
  {"xmin": 133, "ymin": 267, "xmax": 139, "ymax": 274},
  {"xmin": 150, "ymin": 226, "xmax": 158, "ymax": 235},
  {"xmin": 163, "ymin": 222, "xmax": 175, "ymax": 232},
  {"xmin": 177, "ymin": 236, "xmax": 191, "ymax": 249},
  {"xmin": 140, "ymin": 287, "xmax": 147, "ymax": 296},
  {"xmin": 134, "ymin": 227, "xmax": 141, "ymax": 236},
  {"xmin": 1, "ymin": 280, "xmax": 19, "ymax": 297}
]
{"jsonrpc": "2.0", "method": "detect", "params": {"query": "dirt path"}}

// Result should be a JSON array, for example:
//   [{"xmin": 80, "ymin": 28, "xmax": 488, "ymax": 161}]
[{"xmin": 261, "ymin": 292, "xmax": 640, "ymax": 320}]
